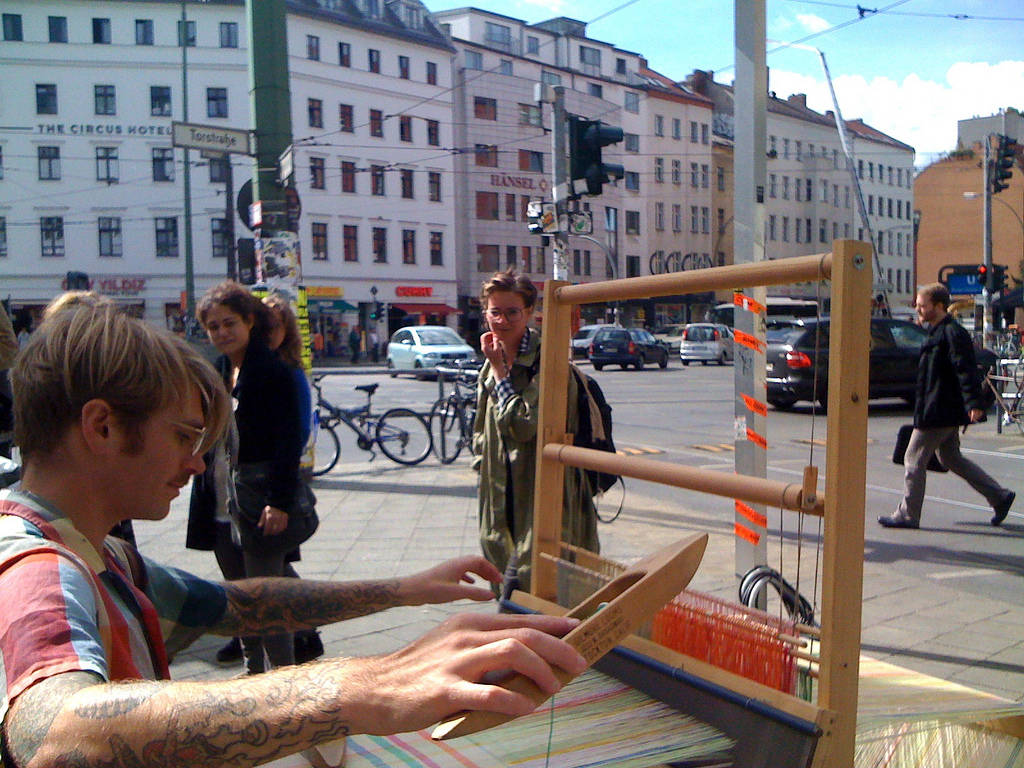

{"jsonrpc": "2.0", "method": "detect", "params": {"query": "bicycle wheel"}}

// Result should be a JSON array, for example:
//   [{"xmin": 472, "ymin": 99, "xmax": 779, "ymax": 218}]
[
  {"xmin": 312, "ymin": 422, "xmax": 341, "ymax": 476},
  {"xmin": 430, "ymin": 397, "xmax": 463, "ymax": 464},
  {"xmin": 376, "ymin": 408, "xmax": 432, "ymax": 465}
]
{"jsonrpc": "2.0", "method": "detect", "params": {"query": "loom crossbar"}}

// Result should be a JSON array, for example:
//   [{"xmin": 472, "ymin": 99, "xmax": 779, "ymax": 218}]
[{"xmin": 544, "ymin": 442, "xmax": 824, "ymax": 515}]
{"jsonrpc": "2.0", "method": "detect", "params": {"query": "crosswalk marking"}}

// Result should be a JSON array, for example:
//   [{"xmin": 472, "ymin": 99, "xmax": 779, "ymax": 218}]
[
  {"xmin": 616, "ymin": 445, "xmax": 664, "ymax": 455},
  {"xmin": 692, "ymin": 443, "xmax": 735, "ymax": 453}
]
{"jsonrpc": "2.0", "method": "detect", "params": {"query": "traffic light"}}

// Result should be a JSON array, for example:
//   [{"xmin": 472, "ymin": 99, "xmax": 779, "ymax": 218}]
[
  {"xmin": 567, "ymin": 115, "xmax": 624, "ymax": 198},
  {"xmin": 368, "ymin": 301, "xmax": 383, "ymax": 321},
  {"xmin": 988, "ymin": 264, "xmax": 1008, "ymax": 294},
  {"xmin": 990, "ymin": 134, "xmax": 1018, "ymax": 196},
  {"xmin": 65, "ymin": 271, "xmax": 90, "ymax": 290}
]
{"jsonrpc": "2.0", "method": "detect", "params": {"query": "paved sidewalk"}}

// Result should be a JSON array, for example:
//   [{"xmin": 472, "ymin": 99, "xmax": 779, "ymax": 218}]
[{"xmin": 147, "ymin": 453, "xmax": 1024, "ymax": 703}]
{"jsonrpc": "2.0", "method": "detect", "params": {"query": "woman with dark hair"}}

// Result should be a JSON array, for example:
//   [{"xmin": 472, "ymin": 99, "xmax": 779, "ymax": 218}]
[{"xmin": 191, "ymin": 281, "xmax": 305, "ymax": 673}]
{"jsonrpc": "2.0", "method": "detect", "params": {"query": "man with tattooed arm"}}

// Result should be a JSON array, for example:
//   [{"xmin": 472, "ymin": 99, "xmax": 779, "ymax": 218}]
[{"xmin": 0, "ymin": 304, "xmax": 584, "ymax": 768}]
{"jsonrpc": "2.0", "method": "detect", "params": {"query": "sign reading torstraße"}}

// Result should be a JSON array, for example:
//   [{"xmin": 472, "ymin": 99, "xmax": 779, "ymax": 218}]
[{"xmin": 172, "ymin": 121, "xmax": 252, "ymax": 155}]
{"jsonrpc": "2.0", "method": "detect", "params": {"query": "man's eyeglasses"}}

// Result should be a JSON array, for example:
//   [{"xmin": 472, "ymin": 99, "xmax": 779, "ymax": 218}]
[
  {"xmin": 484, "ymin": 307, "xmax": 524, "ymax": 322},
  {"xmin": 167, "ymin": 419, "xmax": 208, "ymax": 456}
]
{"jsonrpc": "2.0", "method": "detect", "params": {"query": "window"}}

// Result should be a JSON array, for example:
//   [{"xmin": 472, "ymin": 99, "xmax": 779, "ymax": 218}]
[
  {"xmin": 428, "ymin": 171, "xmax": 441, "ymax": 202},
  {"xmin": 690, "ymin": 121, "xmax": 699, "ymax": 142},
  {"xmin": 41, "ymin": 217, "xmax": 65, "ymax": 257},
  {"xmin": 616, "ymin": 57, "xmax": 627, "ymax": 75},
  {"xmin": 93, "ymin": 18, "xmax": 111, "ymax": 44},
  {"xmin": 151, "ymin": 86, "xmax": 172, "ymax": 116},
  {"xmin": 504, "ymin": 193, "xmax": 517, "ymax": 221},
  {"xmin": 369, "ymin": 109, "xmax": 383, "ymax": 137},
  {"xmin": 426, "ymin": 119, "xmax": 439, "ymax": 146},
  {"xmin": 519, "ymin": 103, "xmax": 541, "ymax": 127},
  {"xmin": 96, "ymin": 147, "xmax": 118, "ymax": 183},
  {"xmin": 701, "ymin": 164, "xmax": 709, "ymax": 188},
  {"xmin": 589, "ymin": 83, "xmax": 602, "ymax": 98},
  {"xmin": 38, "ymin": 146, "xmax": 61, "ymax": 180},
  {"xmin": 49, "ymin": 16, "xmax": 68, "ymax": 43},
  {"xmin": 364, "ymin": 0, "xmax": 380, "ymax": 17},
  {"xmin": 526, "ymin": 36, "xmax": 539, "ymax": 54},
  {"xmin": 717, "ymin": 166, "xmax": 725, "ymax": 191},
  {"xmin": 400, "ymin": 168, "xmax": 414, "ymax": 198},
  {"xmin": 465, "ymin": 50, "xmax": 483, "ymax": 70},
  {"xmin": 211, "ymin": 218, "xmax": 229, "ymax": 259},
  {"xmin": 624, "ymin": 133, "xmax": 639, "ymax": 153},
  {"xmin": 310, "ymin": 157, "xmax": 325, "ymax": 189},
  {"xmin": 430, "ymin": 231, "xmax": 443, "ymax": 265},
  {"xmin": 672, "ymin": 159, "xmax": 681, "ymax": 184},
  {"xmin": 178, "ymin": 19, "xmax": 196, "ymax": 46},
  {"xmin": 343, "ymin": 225, "xmax": 358, "ymax": 262},
  {"xmin": 768, "ymin": 215, "xmax": 776, "ymax": 240},
  {"xmin": 399, "ymin": 55, "xmax": 410, "ymax": 79},
  {"xmin": 769, "ymin": 173, "xmax": 777, "ymax": 198},
  {"xmin": 94, "ymin": 85, "xmax": 116, "ymax": 115},
  {"xmin": 155, "ymin": 217, "xmax": 178, "ymax": 258},
  {"xmin": 518, "ymin": 150, "xmax": 543, "ymax": 173},
  {"xmin": 625, "ymin": 210, "xmax": 640, "ymax": 235},
  {"xmin": 307, "ymin": 34, "xmax": 320, "ymax": 60},
  {"xmin": 220, "ymin": 22, "xmax": 239, "ymax": 48},
  {"xmin": 626, "ymin": 255, "xmax": 640, "ymax": 277},
  {"xmin": 3, "ymin": 14, "xmax": 23, "ymax": 41},
  {"xmin": 478, "ymin": 244, "xmax": 499, "ymax": 272},
  {"xmin": 311, "ymin": 222, "xmax": 328, "ymax": 260},
  {"xmin": 655, "ymin": 202, "xmax": 664, "ymax": 231},
  {"xmin": 690, "ymin": 206, "xmax": 698, "ymax": 233},
  {"xmin": 372, "ymin": 227, "xmax": 387, "ymax": 263},
  {"xmin": 782, "ymin": 216, "xmax": 789, "ymax": 242},
  {"xmin": 795, "ymin": 140, "xmax": 802, "ymax": 161},
  {"xmin": 426, "ymin": 61, "xmax": 437, "ymax": 85},
  {"xmin": 208, "ymin": 156, "xmax": 228, "ymax": 183},
  {"xmin": 339, "ymin": 42, "xmax": 351, "ymax": 67},
  {"xmin": 399, "ymin": 115, "xmax": 412, "ymax": 142},
  {"xmin": 368, "ymin": 48, "xmax": 380, "ymax": 73},
  {"xmin": 541, "ymin": 71, "xmax": 561, "ymax": 87},
  {"xmin": 0, "ymin": 217, "xmax": 6, "ymax": 258},
  {"xmin": 0, "ymin": 147, "xmax": 3, "ymax": 179},
  {"xmin": 498, "ymin": 59, "xmax": 513, "ymax": 75},
  {"xmin": 371, "ymin": 164, "xmax": 385, "ymax": 195},
  {"xmin": 152, "ymin": 148, "xmax": 174, "ymax": 181},
  {"xmin": 672, "ymin": 204, "xmax": 682, "ymax": 233},
  {"xmin": 690, "ymin": 162, "xmax": 699, "ymax": 187},
  {"xmin": 819, "ymin": 218, "xmax": 828, "ymax": 244},
  {"xmin": 474, "ymin": 97, "xmax": 497, "ymax": 120},
  {"xmin": 341, "ymin": 160, "xmax": 356, "ymax": 193},
  {"xmin": 402, "ymin": 230, "xmax": 416, "ymax": 264},
  {"xmin": 308, "ymin": 98, "xmax": 323, "ymax": 128},
  {"xmin": 475, "ymin": 191, "xmax": 499, "ymax": 220},
  {"xmin": 624, "ymin": 92, "xmax": 639, "ymax": 113},
  {"xmin": 653, "ymin": 157, "xmax": 664, "ymax": 183},
  {"xmin": 701, "ymin": 207, "xmax": 709, "ymax": 234},
  {"xmin": 96, "ymin": 217, "xmax": 123, "ymax": 258},
  {"xmin": 624, "ymin": 171, "xmax": 639, "ymax": 191},
  {"xmin": 36, "ymin": 84, "xmax": 58, "ymax": 115},
  {"xmin": 654, "ymin": 115, "xmax": 664, "ymax": 137},
  {"xmin": 135, "ymin": 19, "xmax": 154, "ymax": 45},
  {"xmin": 485, "ymin": 21, "xmax": 511, "ymax": 45},
  {"xmin": 339, "ymin": 103, "xmax": 354, "ymax": 132},
  {"xmin": 782, "ymin": 176, "xmax": 789, "ymax": 200},
  {"xmin": 579, "ymin": 45, "xmax": 601, "ymax": 68},
  {"xmin": 207, "ymin": 88, "xmax": 228, "ymax": 118},
  {"xmin": 475, "ymin": 144, "xmax": 498, "ymax": 167},
  {"xmin": 672, "ymin": 118, "xmax": 681, "ymax": 140}
]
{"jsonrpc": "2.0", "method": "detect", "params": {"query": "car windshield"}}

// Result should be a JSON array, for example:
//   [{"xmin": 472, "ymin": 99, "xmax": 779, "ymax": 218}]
[
  {"xmin": 416, "ymin": 328, "xmax": 464, "ymax": 346},
  {"xmin": 596, "ymin": 330, "xmax": 629, "ymax": 342},
  {"xmin": 573, "ymin": 328, "xmax": 598, "ymax": 340}
]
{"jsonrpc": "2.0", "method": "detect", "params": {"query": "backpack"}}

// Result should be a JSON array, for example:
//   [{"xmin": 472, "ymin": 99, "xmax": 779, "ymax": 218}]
[{"xmin": 568, "ymin": 364, "xmax": 620, "ymax": 495}]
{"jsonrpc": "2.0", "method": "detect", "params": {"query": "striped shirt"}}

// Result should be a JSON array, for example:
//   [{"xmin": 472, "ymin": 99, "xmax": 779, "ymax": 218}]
[
  {"xmin": 493, "ymin": 329, "xmax": 534, "ymax": 408},
  {"xmin": 0, "ymin": 490, "xmax": 227, "ymax": 724}
]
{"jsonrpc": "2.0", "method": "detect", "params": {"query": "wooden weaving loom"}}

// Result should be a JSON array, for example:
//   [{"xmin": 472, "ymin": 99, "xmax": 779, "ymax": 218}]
[{"xmin": 510, "ymin": 240, "xmax": 1024, "ymax": 768}]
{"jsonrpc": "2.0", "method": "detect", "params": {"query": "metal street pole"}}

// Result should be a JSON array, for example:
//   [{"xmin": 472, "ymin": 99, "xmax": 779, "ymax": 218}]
[
  {"xmin": 573, "ymin": 233, "xmax": 619, "ymax": 324},
  {"xmin": 180, "ymin": 0, "xmax": 196, "ymax": 327},
  {"xmin": 984, "ymin": 136, "xmax": 994, "ymax": 343},
  {"xmin": 544, "ymin": 84, "xmax": 570, "ymax": 281}
]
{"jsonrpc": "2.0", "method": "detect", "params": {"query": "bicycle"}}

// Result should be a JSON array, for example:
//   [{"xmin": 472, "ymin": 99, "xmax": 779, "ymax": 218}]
[
  {"xmin": 311, "ymin": 376, "xmax": 432, "ymax": 476},
  {"xmin": 430, "ymin": 361, "xmax": 480, "ymax": 464}
]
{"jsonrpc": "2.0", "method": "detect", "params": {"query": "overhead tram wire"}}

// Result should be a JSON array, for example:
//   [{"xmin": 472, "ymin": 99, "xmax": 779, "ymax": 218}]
[{"xmin": 788, "ymin": 0, "xmax": 1024, "ymax": 23}]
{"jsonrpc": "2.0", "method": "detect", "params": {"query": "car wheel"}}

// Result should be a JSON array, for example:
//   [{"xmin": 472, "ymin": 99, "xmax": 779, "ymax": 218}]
[
  {"xmin": 413, "ymin": 360, "xmax": 424, "ymax": 380},
  {"xmin": 387, "ymin": 359, "xmax": 398, "ymax": 378},
  {"xmin": 658, "ymin": 352, "xmax": 668, "ymax": 369},
  {"xmin": 701, "ymin": 360, "xmax": 708, "ymax": 366},
  {"xmin": 768, "ymin": 396, "xmax": 798, "ymax": 410},
  {"xmin": 718, "ymin": 352, "xmax": 726, "ymax": 366},
  {"xmin": 634, "ymin": 355, "xmax": 645, "ymax": 370},
  {"xmin": 682, "ymin": 360, "xmax": 690, "ymax": 366},
  {"xmin": 620, "ymin": 363, "xmax": 630, "ymax": 370},
  {"xmin": 593, "ymin": 363, "xmax": 604, "ymax": 371}
]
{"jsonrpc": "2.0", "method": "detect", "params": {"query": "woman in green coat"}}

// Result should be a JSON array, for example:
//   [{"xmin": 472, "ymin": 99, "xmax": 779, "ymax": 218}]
[{"xmin": 472, "ymin": 271, "xmax": 598, "ymax": 594}]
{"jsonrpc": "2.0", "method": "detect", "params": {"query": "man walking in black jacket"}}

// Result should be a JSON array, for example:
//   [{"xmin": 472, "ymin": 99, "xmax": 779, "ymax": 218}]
[{"xmin": 879, "ymin": 283, "xmax": 1015, "ymax": 530}]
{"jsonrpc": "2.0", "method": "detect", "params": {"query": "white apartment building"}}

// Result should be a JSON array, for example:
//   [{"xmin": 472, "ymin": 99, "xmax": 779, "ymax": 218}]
[
  {"xmin": 686, "ymin": 71, "xmax": 916, "ymax": 308},
  {"xmin": 434, "ymin": 9, "xmax": 715, "ymax": 331},
  {"xmin": 0, "ymin": 0, "xmax": 459, "ymax": 340}
]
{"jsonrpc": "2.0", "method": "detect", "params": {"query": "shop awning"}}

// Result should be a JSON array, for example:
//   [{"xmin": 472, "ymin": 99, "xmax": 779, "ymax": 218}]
[
  {"xmin": 393, "ymin": 302, "xmax": 461, "ymax": 315},
  {"xmin": 309, "ymin": 299, "xmax": 358, "ymax": 312}
]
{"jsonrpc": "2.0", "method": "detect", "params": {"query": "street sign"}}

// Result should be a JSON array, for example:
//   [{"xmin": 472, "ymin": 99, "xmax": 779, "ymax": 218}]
[
  {"xmin": 947, "ymin": 272, "xmax": 983, "ymax": 296},
  {"xmin": 278, "ymin": 145, "xmax": 293, "ymax": 185},
  {"xmin": 570, "ymin": 211, "xmax": 593, "ymax": 235},
  {"xmin": 172, "ymin": 121, "xmax": 252, "ymax": 155}
]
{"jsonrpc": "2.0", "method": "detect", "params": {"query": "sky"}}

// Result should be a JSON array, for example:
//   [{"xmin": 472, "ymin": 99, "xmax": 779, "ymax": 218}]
[{"xmin": 431, "ymin": 0, "xmax": 1024, "ymax": 167}]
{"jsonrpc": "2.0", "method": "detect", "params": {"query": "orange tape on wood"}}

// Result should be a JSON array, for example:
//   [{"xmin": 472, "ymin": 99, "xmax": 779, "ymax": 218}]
[
  {"xmin": 746, "ymin": 427, "xmax": 767, "ymax": 450},
  {"xmin": 733, "ymin": 293, "xmax": 766, "ymax": 316},
  {"xmin": 735, "ymin": 500, "xmax": 767, "ymax": 528},
  {"xmin": 733, "ymin": 329, "xmax": 765, "ymax": 354},
  {"xmin": 741, "ymin": 393, "xmax": 767, "ymax": 418},
  {"xmin": 734, "ymin": 522, "xmax": 761, "ymax": 546}
]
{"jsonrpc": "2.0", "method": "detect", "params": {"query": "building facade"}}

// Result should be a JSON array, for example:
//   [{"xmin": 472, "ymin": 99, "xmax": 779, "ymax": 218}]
[{"xmin": 0, "ymin": 0, "xmax": 458, "ymax": 345}]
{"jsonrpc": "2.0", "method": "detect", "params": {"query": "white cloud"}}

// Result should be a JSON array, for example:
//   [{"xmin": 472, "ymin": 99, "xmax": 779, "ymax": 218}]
[
  {"xmin": 795, "ymin": 14, "xmax": 831, "ymax": 34},
  {"xmin": 767, "ymin": 61, "xmax": 1024, "ymax": 166}
]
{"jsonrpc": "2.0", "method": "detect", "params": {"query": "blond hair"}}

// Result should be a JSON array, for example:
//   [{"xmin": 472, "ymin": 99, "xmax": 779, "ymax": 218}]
[
  {"xmin": 12, "ymin": 304, "xmax": 230, "ymax": 460},
  {"xmin": 480, "ymin": 270, "xmax": 537, "ymax": 309},
  {"xmin": 42, "ymin": 290, "xmax": 111, "ymax": 320}
]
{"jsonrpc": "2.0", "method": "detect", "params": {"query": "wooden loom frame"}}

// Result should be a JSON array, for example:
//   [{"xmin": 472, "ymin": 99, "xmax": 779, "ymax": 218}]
[{"xmin": 526, "ymin": 241, "xmax": 873, "ymax": 768}]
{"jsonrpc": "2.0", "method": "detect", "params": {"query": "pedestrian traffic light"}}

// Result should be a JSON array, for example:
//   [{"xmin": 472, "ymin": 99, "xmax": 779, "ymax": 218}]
[
  {"xmin": 567, "ymin": 115, "xmax": 624, "ymax": 199},
  {"xmin": 977, "ymin": 264, "xmax": 988, "ymax": 285},
  {"xmin": 369, "ymin": 301, "xmax": 382, "ymax": 321},
  {"xmin": 987, "ymin": 264, "xmax": 1008, "ymax": 294},
  {"xmin": 990, "ymin": 134, "xmax": 1018, "ymax": 196}
]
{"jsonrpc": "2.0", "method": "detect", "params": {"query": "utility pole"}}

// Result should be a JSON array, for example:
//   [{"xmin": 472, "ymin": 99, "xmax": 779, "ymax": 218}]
[
  {"xmin": 538, "ymin": 83, "xmax": 570, "ymax": 281},
  {"xmin": 180, "ymin": 0, "xmax": 196, "ymax": 327},
  {"xmin": 983, "ymin": 135, "xmax": 994, "ymax": 344}
]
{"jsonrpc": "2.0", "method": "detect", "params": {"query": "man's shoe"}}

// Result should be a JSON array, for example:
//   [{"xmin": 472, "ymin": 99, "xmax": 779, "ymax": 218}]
[
  {"xmin": 294, "ymin": 630, "xmax": 325, "ymax": 664},
  {"xmin": 215, "ymin": 637, "xmax": 243, "ymax": 664},
  {"xmin": 877, "ymin": 513, "xmax": 919, "ymax": 529},
  {"xmin": 992, "ymin": 491, "xmax": 1016, "ymax": 526}
]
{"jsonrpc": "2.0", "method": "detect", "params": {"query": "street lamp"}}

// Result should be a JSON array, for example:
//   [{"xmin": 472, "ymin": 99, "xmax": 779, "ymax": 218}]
[{"xmin": 964, "ymin": 191, "xmax": 1024, "ymax": 269}]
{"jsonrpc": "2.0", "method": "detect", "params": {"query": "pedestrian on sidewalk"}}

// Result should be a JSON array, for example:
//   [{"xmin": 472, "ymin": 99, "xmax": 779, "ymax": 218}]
[
  {"xmin": 369, "ymin": 327, "xmax": 380, "ymax": 363},
  {"xmin": 348, "ymin": 326, "xmax": 361, "ymax": 364},
  {"xmin": 472, "ymin": 271, "xmax": 598, "ymax": 593},
  {"xmin": 0, "ymin": 301, "xmax": 587, "ymax": 768},
  {"xmin": 879, "ymin": 282, "xmax": 1015, "ymax": 530}
]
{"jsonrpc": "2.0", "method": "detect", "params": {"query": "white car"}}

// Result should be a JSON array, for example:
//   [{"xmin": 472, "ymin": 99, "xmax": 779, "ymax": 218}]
[
  {"xmin": 386, "ymin": 326, "xmax": 476, "ymax": 377},
  {"xmin": 571, "ymin": 324, "xmax": 618, "ymax": 359},
  {"xmin": 679, "ymin": 323, "xmax": 734, "ymax": 366},
  {"xmin": 653, "ymin": 324, "xmax": 686, "ymax": 353}
]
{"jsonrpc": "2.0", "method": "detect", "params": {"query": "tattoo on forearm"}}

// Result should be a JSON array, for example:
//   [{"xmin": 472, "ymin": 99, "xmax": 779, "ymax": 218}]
[{"xmin": 221, "ymin": 579, "xmax": 401, "ymax": 635}]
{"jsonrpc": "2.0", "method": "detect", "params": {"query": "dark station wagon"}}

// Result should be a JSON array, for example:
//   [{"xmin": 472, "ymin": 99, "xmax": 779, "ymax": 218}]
[{"xmin": 589, "ymin": 327, "xmax": 670, "ymax": 371}]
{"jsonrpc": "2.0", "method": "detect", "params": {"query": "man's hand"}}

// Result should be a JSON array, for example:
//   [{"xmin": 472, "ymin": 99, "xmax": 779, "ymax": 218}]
[
  {"xmin": 355, "ymin": 612, "xmax": 587, "ymax": 736},
  {"xmin": 399, "ymin": 556, "xmax": 501, "ymax": 606},
  {"xmin": 480, "ymin": 332, "xmax": 508, "ymax": 378},
  {"xmin": 259, "ymin": 505, "xmax": 289, "ymax": 536},
  {"xmin": 969, "ymin": 408, "xmax": 985, "ymax": 423}
]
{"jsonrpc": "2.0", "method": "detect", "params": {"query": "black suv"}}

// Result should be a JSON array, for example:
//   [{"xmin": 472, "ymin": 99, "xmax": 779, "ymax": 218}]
[
  {"xmin": 766, "ymin": 318, "xmax": 927, "ymax": 409},
  {"xmin": 589, "ymin": 328, "xmax": 669, "ymax": 371}
]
